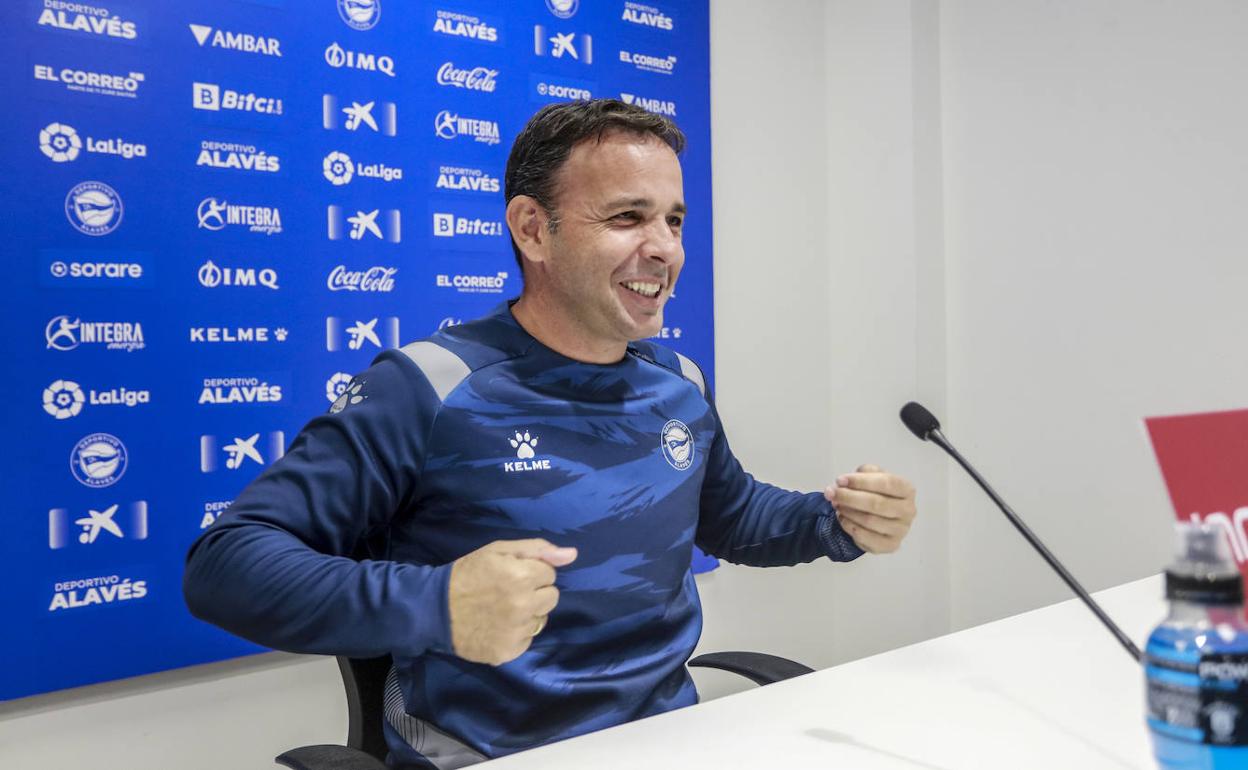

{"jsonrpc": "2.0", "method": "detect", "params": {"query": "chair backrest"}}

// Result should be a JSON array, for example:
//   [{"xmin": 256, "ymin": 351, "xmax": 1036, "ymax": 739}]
[{"xmin": 338, "ymin": 654, "xmax": 394, "ymax": 762}]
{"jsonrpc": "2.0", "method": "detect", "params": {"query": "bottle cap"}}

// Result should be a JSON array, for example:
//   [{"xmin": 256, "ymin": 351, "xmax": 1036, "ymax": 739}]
[{"xmin": 1165, "ymin": 523, "xmax": 1244, "ymax": 605}]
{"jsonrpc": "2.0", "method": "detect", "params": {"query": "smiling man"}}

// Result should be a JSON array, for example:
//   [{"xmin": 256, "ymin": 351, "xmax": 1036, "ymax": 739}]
[{"xmin": 183, "ymin": 99, "xmax": 918, "ymax": 770}]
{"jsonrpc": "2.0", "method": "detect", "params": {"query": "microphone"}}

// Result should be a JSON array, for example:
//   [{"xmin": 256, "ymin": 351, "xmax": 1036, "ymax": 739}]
[{"xmin": 900, "ymin": 401, "xmax": 1142, "ymax": 662}]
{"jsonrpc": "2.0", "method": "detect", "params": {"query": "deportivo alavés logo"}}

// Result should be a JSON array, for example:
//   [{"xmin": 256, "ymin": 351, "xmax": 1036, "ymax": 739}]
[
  {"xmin": 65, "ymin": 181, "xmax": 122, "ymax": 235},
  {"xmin": 70, "ymin": 433, "xmax": 128, "ymax": 488},
  {"xmin": 661, "ymin": 419, "xmax": 694, "ymax": 470},
  {"xmin": 338, "ymin": 0, "xmax": 381, "ymax": 30}
]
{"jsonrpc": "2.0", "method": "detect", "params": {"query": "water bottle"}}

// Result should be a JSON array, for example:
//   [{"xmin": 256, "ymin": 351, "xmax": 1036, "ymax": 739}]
[{"xmin": 1147, "ymin": 524, "xmax": 1248, "ymax": 769}]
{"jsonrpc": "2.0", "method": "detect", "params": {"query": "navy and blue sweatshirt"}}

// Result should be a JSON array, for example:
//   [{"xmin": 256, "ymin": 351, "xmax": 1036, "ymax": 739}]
[{"xmin": 183, "ymin": 301, "xmax": 862, "ymax": 767}]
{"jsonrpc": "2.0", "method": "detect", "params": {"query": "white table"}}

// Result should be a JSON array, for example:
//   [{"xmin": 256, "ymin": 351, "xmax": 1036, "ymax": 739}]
[{"xmin": 482, "ymin": 576, "xmax": 1164, "ymax": 769}]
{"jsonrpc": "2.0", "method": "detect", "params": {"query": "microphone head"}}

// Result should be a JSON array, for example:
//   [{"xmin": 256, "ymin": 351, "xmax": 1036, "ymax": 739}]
[{"xmin": 900, "ymin": 402, "xmax": 941, "ymax": 441}]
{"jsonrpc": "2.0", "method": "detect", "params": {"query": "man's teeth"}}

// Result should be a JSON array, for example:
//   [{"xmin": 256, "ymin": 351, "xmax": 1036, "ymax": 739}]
[{"xmin": 623, "ymin": 281, "xmax": 661, "ymax": 298}]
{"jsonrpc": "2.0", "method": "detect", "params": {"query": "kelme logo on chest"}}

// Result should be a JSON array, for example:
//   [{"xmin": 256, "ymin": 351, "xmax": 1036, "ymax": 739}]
[{"xmin": 504, "ymin": 430, "xmax": 551, "ymax": 472}]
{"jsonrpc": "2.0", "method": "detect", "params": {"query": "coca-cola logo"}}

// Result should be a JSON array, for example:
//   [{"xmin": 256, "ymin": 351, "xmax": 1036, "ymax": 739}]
[
  {"xmin": 327, "ymin": 265, "xmax": 397, "ymax": 293},
  {"xmin": 436, "ymin": 62, "xmax": 498, "ymax": 93}
]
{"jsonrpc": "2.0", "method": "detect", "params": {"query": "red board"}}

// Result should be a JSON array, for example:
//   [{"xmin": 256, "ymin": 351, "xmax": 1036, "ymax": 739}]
[{"xmin": 1145, "ymin": 408, "xmax": 1248, "ymax": 571}]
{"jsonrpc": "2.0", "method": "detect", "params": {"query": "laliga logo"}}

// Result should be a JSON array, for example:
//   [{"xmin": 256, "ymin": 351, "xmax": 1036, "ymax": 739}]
[
  {"xmin": 40, "ymin": 123, "xmax": 81, "ymax": 162},
  {"xmin": 65, "ymin": 181, "xmax": 122, "ymax": 236},
  {"xmin": 44, "ymin": 379, "xmax": 85, "ymax": 419},
  {"xmin": 323, "ymin": 151, "xmax": 354, "ymax": 185},
  {"xmin": 338, "ymin": 0, "xmax": 381, "ymax": 30},
  {"xmin": 661, "ymin": 419, "xmax": 694, "ymax": 471}
]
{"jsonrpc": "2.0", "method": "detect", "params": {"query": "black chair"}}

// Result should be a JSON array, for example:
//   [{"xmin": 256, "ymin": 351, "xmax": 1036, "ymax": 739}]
[{"xmin": 275, "ymin": 650, "xmax": 813, "ymax": 770}]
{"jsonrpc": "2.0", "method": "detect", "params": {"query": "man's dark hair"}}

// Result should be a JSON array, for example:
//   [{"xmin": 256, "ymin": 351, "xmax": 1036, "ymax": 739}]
[{"xmin": 504, "ymin": 98, "xmax": 686, "ymax": 271}]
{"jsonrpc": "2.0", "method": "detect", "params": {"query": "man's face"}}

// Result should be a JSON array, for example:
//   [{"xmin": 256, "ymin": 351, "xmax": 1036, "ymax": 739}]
[{"xmin": 538, "ymin": 131, "xmax": 685, "ymax": 346}]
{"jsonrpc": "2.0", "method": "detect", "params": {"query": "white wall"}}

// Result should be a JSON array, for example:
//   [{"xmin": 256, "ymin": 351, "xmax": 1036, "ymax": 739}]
[
  {"xmin": 7, "ymin": 1, "xmax": 1244, "ymax": 767},
  {"xmin": 941, "ymin": 0, "xmax": 1248, "ymax": 628},
  {"xmin": 695, "ymin": 0, "xmax": 951, "ymax": 699}
]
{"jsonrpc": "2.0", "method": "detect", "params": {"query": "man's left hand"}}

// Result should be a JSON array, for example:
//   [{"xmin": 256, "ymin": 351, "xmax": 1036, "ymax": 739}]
[{"xmin": 824, "ymin": 464, "xmax": 917, "ymax": 554}]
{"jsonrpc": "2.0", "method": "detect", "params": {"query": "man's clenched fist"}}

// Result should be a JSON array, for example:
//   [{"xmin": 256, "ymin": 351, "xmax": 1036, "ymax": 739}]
[{"xmin": 448, "ymin": 539, "xmax": 577, "ymax": 666}]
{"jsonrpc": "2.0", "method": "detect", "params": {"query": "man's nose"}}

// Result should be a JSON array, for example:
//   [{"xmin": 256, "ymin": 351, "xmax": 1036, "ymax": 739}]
[{"xmin": 643, "ymin": 220, "xmax": 682, "ymax": 264}]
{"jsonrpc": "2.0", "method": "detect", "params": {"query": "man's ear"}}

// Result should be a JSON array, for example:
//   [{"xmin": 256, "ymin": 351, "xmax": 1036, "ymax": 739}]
[{"xmin": 506, "ymin": 195, "xmax": 550, "ymax": 265}]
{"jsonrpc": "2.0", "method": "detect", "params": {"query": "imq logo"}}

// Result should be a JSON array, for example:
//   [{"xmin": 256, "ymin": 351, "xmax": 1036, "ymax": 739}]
[
  {"xmin": 325, "ymin": 43, "xmax": 395, "ymax": 77},
  {"xmin": 198, "ymin": 260, "xmax": 279, "ymax": 290},
  {"xmin": 200, "ymin": 432, "xmax": 285, "ymax": 472}
]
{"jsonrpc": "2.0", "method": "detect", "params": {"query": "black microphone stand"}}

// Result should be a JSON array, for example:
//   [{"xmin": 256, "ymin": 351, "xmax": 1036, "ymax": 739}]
[{"xmin": 929, "ymin": 427, "xmax": 1143, "ymax": 663}]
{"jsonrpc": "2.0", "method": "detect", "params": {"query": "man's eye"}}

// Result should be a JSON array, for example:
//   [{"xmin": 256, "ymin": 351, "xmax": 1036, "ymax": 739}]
[
  {"xmin": 613, "ymin": 212, "xmax": 641, "ymax": 223},
  {"xmin": 667, "ymin": 216, "xmax": 684, "ymax": 229}
]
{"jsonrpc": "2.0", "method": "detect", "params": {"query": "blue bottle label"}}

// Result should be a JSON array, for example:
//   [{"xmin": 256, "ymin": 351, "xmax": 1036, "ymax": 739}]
[{"xmin": 1148, "ymin": 651, "xmax": 1248, "ymax": 745}]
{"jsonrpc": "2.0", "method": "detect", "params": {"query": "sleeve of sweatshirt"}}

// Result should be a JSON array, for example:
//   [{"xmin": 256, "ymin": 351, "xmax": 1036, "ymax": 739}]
[
  {"xmin": 182, "ymin": 349, "xmax": 452, "ymax": 659},
  {"xmin": 695, "ymin": 396, "xmax": 865, "ymax": 567}
]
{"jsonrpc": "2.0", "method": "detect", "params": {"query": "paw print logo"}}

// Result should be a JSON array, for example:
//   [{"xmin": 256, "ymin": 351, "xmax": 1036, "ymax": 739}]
[
  {"xmin": 275, "ymin": 328, "xmax": 289, "ymax": 342},
  {"xmin": 329, "ymin": 379, "xmax": 366, "ymax": 414},
  {"xmin": 509, "ymin": 431, "xmax": 538, "ymax": 459}
]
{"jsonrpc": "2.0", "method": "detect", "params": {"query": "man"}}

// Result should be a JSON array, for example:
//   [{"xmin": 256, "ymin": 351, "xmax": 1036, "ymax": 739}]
[{"xmin": 183, "ymin": 99, "xmax": 917, "ymax": 769}]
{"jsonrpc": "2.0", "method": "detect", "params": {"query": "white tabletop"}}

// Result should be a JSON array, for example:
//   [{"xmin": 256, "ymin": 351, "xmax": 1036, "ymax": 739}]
[{"xmin": 482, "ymin": 575, "xmax": 1164, "ymax": 769}]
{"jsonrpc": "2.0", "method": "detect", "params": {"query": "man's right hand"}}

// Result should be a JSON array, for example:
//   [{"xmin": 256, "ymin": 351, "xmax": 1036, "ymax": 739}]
[{"xmin": 448, "ymin": 539, "xmax": 577, "ymax": 666}]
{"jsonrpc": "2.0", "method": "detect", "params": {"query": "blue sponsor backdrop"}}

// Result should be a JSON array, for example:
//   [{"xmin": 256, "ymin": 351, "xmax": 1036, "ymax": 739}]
[{"xmin": 0, "ymin": 0, "xmax": 712, "ymax": 700}]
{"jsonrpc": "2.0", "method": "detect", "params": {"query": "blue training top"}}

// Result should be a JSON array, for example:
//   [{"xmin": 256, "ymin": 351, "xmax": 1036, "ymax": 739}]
[{"xmin": 184, "ymin": 301, "xmax": 862, "ymax": 767}]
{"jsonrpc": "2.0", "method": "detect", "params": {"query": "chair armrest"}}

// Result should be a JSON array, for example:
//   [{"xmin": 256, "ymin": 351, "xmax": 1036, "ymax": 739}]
[
  {"xmin": 275, "ymin": 744, "xmax": 389, "ymax": 770},
  {"xmin": 688, "ymin": 651, "xmax": 814, "ymax": 686}
]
